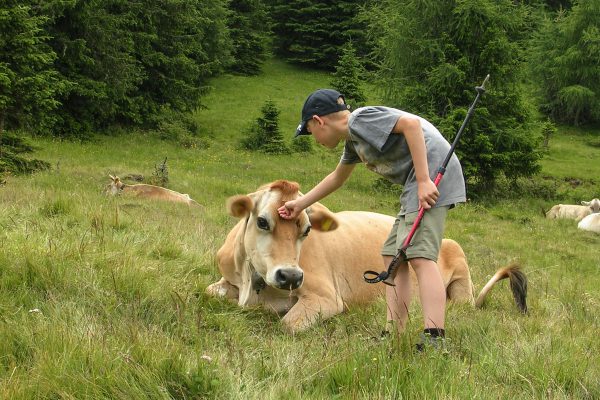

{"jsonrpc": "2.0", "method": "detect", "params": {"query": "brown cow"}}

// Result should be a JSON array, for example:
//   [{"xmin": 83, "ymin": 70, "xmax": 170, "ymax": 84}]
[
  {"xmin": 106, "ymin": 175, "xmax": 200, "ymax": 206},
  {"xmin": 206, "ymin": 180, "xmax": 527, "ymax": 333}
]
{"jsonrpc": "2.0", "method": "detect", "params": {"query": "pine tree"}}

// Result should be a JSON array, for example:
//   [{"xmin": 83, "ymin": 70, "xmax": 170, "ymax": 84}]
[
  {"xmin": 241, "ymin": 100, "xmax": 289, "ymax": 154},
  {"xmin": 227, "ymin": 0, "xmax": 270, "ymax": 75},
  {"xmin": 31, "ymin": 0, "xmax": 232, "ymax": 137},
  {"xmin": 362, "ymin": 0, "xmax": 542, "ymax": 192},
  {"xmin": 0, "ymin": 1, "xmax": 63, "ymax": 135},
  {"xmin": 329, "ymin": 42, "xmax": 366, "ymax": 108},
  {"xmin": 268, "ymin": 0, "xmax": 370, "ymax": 70},
  {"xmin": 529, "ymin": 0, "xmax": 600, "ymax": 125},
  {"xmin": 0, "ymin": 1, "xmax": 58, "ymax": 174},
  {"xmin": 291, "ymin": 135, "xmax": 313, "ymax": 153}
]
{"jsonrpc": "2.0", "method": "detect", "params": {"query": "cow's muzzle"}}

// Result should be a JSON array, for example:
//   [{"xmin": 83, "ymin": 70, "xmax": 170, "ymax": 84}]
[{"xmin": 273, "ymin": 267, "xmax": 303, "ymax": 290}]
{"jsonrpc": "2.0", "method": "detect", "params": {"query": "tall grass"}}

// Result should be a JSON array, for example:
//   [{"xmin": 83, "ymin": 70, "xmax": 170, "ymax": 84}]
[{"xmin": 1, "ymin": 59, "xmax": 599, "ymax": 399}]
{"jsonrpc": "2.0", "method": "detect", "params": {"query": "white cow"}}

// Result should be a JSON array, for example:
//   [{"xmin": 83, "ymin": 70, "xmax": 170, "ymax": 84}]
[
  {"xmin": 578, "ymin": 213, "xmax": 600, "ymax": 233},
  {"xmin": 545, "ymin": 198, "xmax": 600, "ymax": 221},
  {"xmin": 207, "ymin": 180, "xmax": 527, "ymax": 333},
  {"xmin": 106, "ymin": 175, "xmax": 200, "ymax": 206}
]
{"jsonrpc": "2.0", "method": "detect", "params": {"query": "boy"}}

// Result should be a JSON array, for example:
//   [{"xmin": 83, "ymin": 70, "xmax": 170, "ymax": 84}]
[{"xmin": 277, "ymin": 89, "xmax": 466, "ymax": 348}]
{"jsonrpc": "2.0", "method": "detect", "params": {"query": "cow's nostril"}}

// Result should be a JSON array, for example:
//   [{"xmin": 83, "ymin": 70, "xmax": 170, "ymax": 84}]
[{"xmin": 275, "ymin": 268, "xmax": 304, "ymax": 289}]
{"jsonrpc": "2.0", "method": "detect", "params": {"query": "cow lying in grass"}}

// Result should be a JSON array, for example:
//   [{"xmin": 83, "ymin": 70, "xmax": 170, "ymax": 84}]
[
  {"xmin": 578, "ymin": 213, "xmax": 600, "ymax": 233},
  {"xmin": 545, "ymin": 198, "xmax": 600, "ymax": 221},
  {"xmin": 106, "ymin": 175, "xmax": 200, "ymax": 206},
  {"xmin": 206, "ymin": 180, "xmax": 527, "ymax": 333}
]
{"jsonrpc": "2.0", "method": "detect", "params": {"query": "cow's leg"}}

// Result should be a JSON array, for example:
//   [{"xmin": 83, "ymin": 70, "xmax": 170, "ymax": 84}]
[
  {"xmin": 206, "ymin": 278, "xmax": 239, "ymax": 300},
  {"xmin": 281, "ymin": 295, "xmax": 343, "ymax": 332},
  {"xmin": 445, "ymin": 261, "xmax": 474, "ymax": 304}
]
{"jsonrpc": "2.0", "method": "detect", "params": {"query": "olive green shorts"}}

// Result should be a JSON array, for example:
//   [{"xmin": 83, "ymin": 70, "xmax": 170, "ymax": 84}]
[{"xmin": 381, "ymin": 206, "xmax": 449, "ymax": 262}]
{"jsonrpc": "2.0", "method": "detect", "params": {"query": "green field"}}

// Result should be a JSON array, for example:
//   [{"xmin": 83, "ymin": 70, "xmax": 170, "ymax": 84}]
[{"xmin": 1, "ymin": 59, "xmax": 599, "ymax": 399}]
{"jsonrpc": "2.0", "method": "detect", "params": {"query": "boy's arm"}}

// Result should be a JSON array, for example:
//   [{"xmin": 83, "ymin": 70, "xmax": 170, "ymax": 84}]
[
  {"xmin": 278, "ymin": 162, "xmax": 355, "ymax": 219},
  {"xmin": 392, "ymin": 116, "xmax": 439, "ymax": 209}
]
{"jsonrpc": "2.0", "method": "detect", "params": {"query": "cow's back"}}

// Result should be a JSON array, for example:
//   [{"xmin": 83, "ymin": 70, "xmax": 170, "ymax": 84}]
[
  {"xmin": 298, "ymin": 211, "xmax": 394, "ymax": 306},
  {"xmin": 578, "ymin": 213, "xmax": 600, "ymax": 233}
]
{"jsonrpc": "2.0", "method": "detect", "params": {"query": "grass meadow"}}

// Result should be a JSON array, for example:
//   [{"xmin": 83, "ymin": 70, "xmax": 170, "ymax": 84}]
[{"xmin": 1, "ymin": 59, "xmax": 599, "ymax": 399}]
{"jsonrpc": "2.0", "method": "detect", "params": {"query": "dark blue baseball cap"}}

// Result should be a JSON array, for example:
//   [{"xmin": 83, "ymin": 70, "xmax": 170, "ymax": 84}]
[{"xmin": 295, "ymin": 89, "xmax": 349, "ymax": 137}]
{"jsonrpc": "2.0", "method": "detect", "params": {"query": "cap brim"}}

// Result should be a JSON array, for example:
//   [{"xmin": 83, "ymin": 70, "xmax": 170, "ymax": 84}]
[{"xmin": 294, "ymin": 121, "xmax": 310, "ymax": 138}]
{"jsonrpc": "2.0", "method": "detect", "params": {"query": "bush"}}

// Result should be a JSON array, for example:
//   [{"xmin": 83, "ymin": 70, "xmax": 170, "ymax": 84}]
[
  {"xmin": 291, "ymin": 136, "xmax": 313, "ymax": 153},
  {"xmin": 150, "ymin": 107, "xmax": 209, "ymax": 149},
  {"xmin": 240, "ymin": 100, "xmax": 289, "ymax": 154},
  {"xmin": 0, "ymin": 131, "xmax": 50, "ymax": 175}
]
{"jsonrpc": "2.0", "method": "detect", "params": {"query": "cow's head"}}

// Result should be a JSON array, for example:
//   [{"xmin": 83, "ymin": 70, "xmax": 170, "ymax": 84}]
[
  {"xmin": 106, "ymin": 175, "xmax": 125, "ymax": 195},
  {"xmin": 227, "ymin": 180, "xmax": 339, "ymax": 291},
  {"xmin": 582, "ymin": 198, "xmax": 600, "ymax": 213}
]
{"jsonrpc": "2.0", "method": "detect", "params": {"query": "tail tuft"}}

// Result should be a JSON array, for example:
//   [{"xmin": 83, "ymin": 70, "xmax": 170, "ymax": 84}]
[
  {"xmin": 475, "ymin": 264, "xmax": 528, "ymax": 314},
  {"xmin": 508, "ymin": 265, "xmax": 528, "ymax": 314}
]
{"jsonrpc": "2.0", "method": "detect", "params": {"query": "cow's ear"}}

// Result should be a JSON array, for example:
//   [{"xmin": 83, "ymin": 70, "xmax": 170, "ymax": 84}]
[
  {"xmin": 581, "ymin": 201, "xmax": 590, "ymax": 206},
  {"xmin": 227, "ymin": 195, "xmax": 253, "ymax": 218},
  {"xmin": 308, "ymin": 202, "xmax": 339, "ymax": 232}
]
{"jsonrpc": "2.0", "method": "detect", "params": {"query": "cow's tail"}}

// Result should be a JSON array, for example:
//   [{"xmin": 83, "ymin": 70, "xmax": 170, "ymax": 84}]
[{"xmin": 475, "ymin": 264, "xmax": 528, "ymax": 314}]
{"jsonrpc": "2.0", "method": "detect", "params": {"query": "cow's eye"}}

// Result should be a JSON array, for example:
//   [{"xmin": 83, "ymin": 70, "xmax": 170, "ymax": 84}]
[
  {"xmin": 257, "ymin": 217, "xmax": 270, "ymax": 231},
  {"xmin": 303, "ymin": 226, "xmax": 311, "ymax": 237}
]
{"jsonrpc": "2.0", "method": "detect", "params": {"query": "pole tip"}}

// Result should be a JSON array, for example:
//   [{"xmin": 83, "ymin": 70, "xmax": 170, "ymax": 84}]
[
  {"xmin": 476, "ymin": 74, "xmax": 490, "ymax": 93},
  {"xmin": 482, "ymin": 74, "xmax": 490, "ymax": 87}
]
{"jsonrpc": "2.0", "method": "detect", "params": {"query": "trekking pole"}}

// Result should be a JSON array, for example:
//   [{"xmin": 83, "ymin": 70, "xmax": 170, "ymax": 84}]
[{"xmin": 363, "ymin": 74, "xmax": 490, "ymax": 285}]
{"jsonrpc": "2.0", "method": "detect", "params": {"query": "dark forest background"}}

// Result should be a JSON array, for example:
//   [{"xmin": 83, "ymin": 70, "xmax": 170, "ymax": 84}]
[{"xmin": 1, "ymin": 0, "xmax": 598, "ymax": 191}]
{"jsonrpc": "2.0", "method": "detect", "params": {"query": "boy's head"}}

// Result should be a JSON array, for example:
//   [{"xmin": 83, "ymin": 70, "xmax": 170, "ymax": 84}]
[{"xmin": 295, "ymin": 89, "xmax": 349, "ymax": 138}]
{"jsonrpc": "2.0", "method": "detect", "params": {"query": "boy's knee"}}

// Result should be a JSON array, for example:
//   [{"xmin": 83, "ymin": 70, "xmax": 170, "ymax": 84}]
[{"xmin": 409, "ymin": 257, "xmax": 437, "ymax": 270}]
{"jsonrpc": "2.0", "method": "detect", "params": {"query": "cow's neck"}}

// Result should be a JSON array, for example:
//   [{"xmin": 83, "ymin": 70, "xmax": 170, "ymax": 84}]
[{"xmin": 236, "ymin": 215, "xmax": 262, "ymax": 305}]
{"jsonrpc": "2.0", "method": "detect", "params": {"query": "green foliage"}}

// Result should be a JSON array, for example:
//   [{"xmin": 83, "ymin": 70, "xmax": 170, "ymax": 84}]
[
  {"xmin": 150, "ymin": 107, "xmax": 209, "ymax": 149},
  {"xmin": 226, "ymin": 0, "xmax": 270, "ymax": 75},
  {"xmin": 148, "ymin": 157, "xmax": 169, "ymax": 188},
  {"xmin": 241, "ymin": 100, "xmax": 290, "ymax": 154},
  {"xmin": 0, "ymin": 1, "xmax": 64, "ymax": 135},
  {"xmin": 329, "ymin": 42, "xmax": 366, "ymax": 108},
  {"xmin": 22, "ymin": 0, "xmax": 232, "ymax": 138},
  {"xmin": 362, "ymin": 0, "xmax": 542, "ymax": 193},
  {"xmin": 269, "ymin": 0, "xmax": 370, "ymax": 70},
  {"xmin": 291, "ymin": 135, "xmax": 314, "ymax": 153},
  {"xmin": 529, "ymin": 0, "xmax": 600, "ymax": 125},
  {"xmin": 541, "ymin": 118, "xmax": 557, "ymax": 150},
  {"xmin": 0, "ymin": 131, "xmax": 50, "ymax": 175}
]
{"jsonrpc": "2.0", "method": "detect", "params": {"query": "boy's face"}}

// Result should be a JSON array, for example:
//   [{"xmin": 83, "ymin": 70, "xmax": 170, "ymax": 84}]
[{"xmin": 306, "ymin": 115, "xmax": 345, "ymax": 149}]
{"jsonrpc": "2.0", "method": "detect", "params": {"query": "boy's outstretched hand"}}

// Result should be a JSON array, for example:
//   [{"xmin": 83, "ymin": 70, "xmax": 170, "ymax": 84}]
[{"xmin": 278, "ymin": 200, "xmax": 301, "ymax": 220}]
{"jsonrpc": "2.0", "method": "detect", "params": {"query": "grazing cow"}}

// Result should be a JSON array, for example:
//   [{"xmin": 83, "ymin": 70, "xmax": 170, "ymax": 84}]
[
  {"xmin": 106, "ymin": 175, "xmax": 200, "ymax": 206},
  {"xmin": 206, "ymin": 180, "xmax": 527, "ymax": 333},
  {"xmin": 578, "ymin": 213, "xmax": 600, "ymax": 233},
  {"xmin": 545, "ymin": 198, "xmax": 600, "ymax": 221}
]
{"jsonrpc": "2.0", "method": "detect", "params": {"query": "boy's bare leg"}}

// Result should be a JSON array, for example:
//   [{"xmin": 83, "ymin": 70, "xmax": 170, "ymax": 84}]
[
  {"xmin": 410, "ymin": 257, "xmax": 446, "ymax": 329},
  {"xmin": 384, "ymin": 256, "xmax": 411, "ymax": 334}
]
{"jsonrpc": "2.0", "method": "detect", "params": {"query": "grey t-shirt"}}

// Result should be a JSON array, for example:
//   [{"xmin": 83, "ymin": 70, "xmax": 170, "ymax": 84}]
[{"xmin": 342, "ymin": 106, "xmax": 466, "ymax": 215}]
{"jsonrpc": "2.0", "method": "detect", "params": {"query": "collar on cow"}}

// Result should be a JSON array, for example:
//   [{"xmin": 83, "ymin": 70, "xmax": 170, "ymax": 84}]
[
  {"xmin": 251, "ymin": 269, "xmax": 266, "ymax": 294},
  {"xmin": 240, "ymin": 215, "xmax": 267, "ymax": 294}
]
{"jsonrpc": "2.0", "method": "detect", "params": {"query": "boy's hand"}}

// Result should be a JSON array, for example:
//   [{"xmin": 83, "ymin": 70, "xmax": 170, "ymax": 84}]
[
  {"xmin": 418, "ymin": 179, "xmax": 439, "ymax": 210},
  {"xmin": 278, "ymin": 200, "xmax": 301, "ymax": 219}
]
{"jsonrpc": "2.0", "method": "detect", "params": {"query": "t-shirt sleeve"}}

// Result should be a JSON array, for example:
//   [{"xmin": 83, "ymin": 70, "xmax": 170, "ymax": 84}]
[
  {"xmin": 349, "ymin": 107, "xmax": 400, "ymax": 151},
  {"xmin": 340, "ymin": 140, "xmax": 361, "ymax": 164}
]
